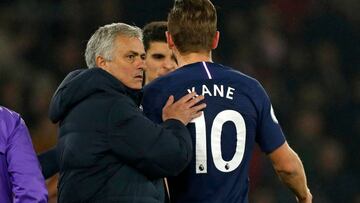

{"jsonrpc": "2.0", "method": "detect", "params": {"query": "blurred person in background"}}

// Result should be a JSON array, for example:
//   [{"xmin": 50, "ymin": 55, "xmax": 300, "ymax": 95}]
[
  {"xmin": 143, "ymin": 21, "xmax": 178, "ymax": 85},
  {"xmin": 0, "ymin": 106, "xmax": 48, "ymax": 203},
  {"xmin": 48, "ymin": 22, "xmax": 206, "ymax": 203},
  {"xmin": 143, "ymin": 0, "xmax": 312, "ymax": 202}
]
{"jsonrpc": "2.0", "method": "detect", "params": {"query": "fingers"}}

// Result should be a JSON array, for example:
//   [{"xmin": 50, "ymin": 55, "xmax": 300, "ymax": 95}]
[
  {"xmin": 186, "ymin": 95, "xmax": 205, "ymax": 108},
  {"xmin": 164, "ymin": 95, "xmax": 175, "ymax": 107},
  {"xmin": 191, "ymin": 103, "xmax": 207, "ymax": 113},
  {"xmin": 178, "ymin": 91, "xmax": 198, "ymax": 103},
  {"xmin": 191, "ymin": 111, "xmax": 203, "ymax": 119},
  {"xmin": 162, "ymin": 92, "xmax": 206, "ymax": 124}
]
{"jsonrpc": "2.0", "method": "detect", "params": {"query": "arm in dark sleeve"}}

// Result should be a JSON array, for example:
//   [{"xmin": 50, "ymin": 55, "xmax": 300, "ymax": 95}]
[
  {"xmin": 7, "ymin": 117, "xmax": 48, "ymax": 203},
  {"xmin": 38, "ymin": 147, "xmax": 59, "ymax": 179},
  {"xmin": 253, "ymin": 82, "xmax": 286, "ymax": 153},
  {"xmin": 108, "ymin": 98, "xmax": 192, "ymax": 179}
]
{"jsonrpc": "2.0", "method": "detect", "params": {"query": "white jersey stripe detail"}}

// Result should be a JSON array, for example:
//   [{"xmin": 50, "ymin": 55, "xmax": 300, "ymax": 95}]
[{"xmin": 202, "ymin": 61, "xmax": 212, "ymax": 79}]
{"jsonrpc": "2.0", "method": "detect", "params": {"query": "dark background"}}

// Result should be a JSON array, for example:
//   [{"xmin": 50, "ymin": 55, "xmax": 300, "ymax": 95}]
[{"xmin": 0, "ymin": 0, "xmax": 359, "ymax": 202}]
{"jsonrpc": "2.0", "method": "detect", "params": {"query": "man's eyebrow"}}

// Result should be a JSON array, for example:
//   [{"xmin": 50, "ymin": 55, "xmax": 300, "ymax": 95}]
[
  {"xmin": 127, "ymin": 51, "xmax": 146, "ymax": 57},
  {"xmin": 128, "ymin": 51, "xmax": 140, "ymax": 55}
]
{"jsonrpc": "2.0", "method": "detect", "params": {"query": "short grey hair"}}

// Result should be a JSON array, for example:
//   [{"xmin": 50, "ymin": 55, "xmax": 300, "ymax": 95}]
[{"xmin": 85, "ymin": 23, "xmax": 143, "ymax": 68}]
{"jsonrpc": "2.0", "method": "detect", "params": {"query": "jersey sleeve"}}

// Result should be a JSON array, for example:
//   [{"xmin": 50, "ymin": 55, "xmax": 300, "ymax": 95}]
[{"xmin": 253, "ymin": 82, "xmax": 286, "ymax": 154}]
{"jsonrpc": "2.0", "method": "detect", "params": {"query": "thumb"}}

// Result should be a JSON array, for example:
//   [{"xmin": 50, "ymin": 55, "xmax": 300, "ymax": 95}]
[{"xmin": 164, "ymin": 95, "xmax": 175, "ymax": 107}]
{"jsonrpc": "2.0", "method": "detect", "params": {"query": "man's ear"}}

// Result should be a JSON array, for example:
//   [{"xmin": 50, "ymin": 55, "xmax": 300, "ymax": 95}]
[
  {"xmin": 166, "ymin": 31, "xmax": 175, "ymax": 49},
  {"xmin": 96, "ymin": 55, "xmax": 107, "ymax": 69},
  {"xmin": 212, "ymin": 31, "xmax": 220, "ymax": 49}
]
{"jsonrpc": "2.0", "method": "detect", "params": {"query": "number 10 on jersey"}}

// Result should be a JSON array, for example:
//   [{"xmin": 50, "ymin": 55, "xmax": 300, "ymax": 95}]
[{"xmin": 190, "ymin": 110, "xmax": 246, "ymax": 174}]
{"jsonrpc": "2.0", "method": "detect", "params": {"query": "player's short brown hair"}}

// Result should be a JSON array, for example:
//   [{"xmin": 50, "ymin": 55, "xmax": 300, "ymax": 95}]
[{"xmin": 168, "ymin": 0, "xmax": 217, "ymax": 54}]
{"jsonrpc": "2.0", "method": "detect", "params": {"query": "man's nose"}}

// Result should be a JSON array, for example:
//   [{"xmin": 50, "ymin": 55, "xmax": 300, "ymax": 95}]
[
  {"xmin": 136, "ymin": 57, "xmax": 146, "ymax": 70},
  {"xmin": 163, "ymin": 59, "xmax": 176, "ymax": 71}
]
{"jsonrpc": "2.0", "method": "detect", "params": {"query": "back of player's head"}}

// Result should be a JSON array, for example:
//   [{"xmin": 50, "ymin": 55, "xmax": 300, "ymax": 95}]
[
  {"xmin": 85, "ymin": 23, "xmax": 142, "ymax": 68},
  {"xmin": 168, "ymin": 0, "xmax": 217, "ymax": 54},
  {"xmin": 143, "ymin": 21, "xmax": 168, "ymax": 52}
]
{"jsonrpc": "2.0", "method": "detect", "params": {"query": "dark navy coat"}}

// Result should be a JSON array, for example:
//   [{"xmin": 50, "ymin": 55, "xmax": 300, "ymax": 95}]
[{"xmin": 49, "ymin": 68, "xmax": 192, "ymax": 203}]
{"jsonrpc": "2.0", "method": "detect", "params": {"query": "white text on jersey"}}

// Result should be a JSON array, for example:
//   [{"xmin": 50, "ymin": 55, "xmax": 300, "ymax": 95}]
[{"xmin": 187, "ymin": 84, "xmax": 235, "ymax": 100}]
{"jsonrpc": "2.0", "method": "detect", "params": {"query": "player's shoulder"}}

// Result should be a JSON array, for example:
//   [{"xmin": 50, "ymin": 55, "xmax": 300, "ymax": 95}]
[
  {"xmin": 213, "ymin": 63, "xmax": 262, "ymax": 88},
  {"xmin": 0, "ymin": 106, "xmax": 22, "ymax": 140},
  {"xmin": 143, "ymin": 68, "xmax": 182, "ymax": 93},
  {"xmin": 0, "ymin": 106, "xmax": 20, "ymax": 123},
  {"xmin": 143, "ymin": 76, "xmax": 166, "ymax": 94}
]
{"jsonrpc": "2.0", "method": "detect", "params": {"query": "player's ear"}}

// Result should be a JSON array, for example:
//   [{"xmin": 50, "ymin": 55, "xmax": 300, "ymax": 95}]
[
  {"xmin": 166, "ymin": 31, "xmax": 175, "ymax": 49},
  {"xmin": 212, "ymin": 31, "xmax": 220, "ymax": 49},
  {"xmin": 96, "ymin": 55, "xmax": 108, "ymax": 69}
]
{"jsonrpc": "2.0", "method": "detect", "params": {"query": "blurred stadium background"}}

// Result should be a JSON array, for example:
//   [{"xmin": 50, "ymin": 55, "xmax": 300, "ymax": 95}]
[{"xmin": 0, "ymin": 0, "xmax": 359, "ymax": 202}]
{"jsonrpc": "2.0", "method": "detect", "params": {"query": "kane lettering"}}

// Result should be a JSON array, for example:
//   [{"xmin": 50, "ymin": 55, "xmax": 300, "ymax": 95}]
[{"xmin": 187, "ymin": 84, "xmax": 235, "ymax": 100}]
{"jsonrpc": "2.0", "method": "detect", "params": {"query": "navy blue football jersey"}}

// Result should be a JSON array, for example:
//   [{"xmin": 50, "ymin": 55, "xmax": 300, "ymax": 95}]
[{"xmin": 142, "ymin": 62, "xmax": 286, "ymax": 203}]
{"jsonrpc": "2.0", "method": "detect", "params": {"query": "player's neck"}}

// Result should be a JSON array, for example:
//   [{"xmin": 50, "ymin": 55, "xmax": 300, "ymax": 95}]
[{"xmin": 176, "ymin": 52, "xmax": 213, "ymax": 67}]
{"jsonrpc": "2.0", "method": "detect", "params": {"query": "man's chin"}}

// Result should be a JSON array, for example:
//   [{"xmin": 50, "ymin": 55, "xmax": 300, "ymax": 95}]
[{"xmin": 129, "ymin": 83, "xmax": 143, "ymax": 90}]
